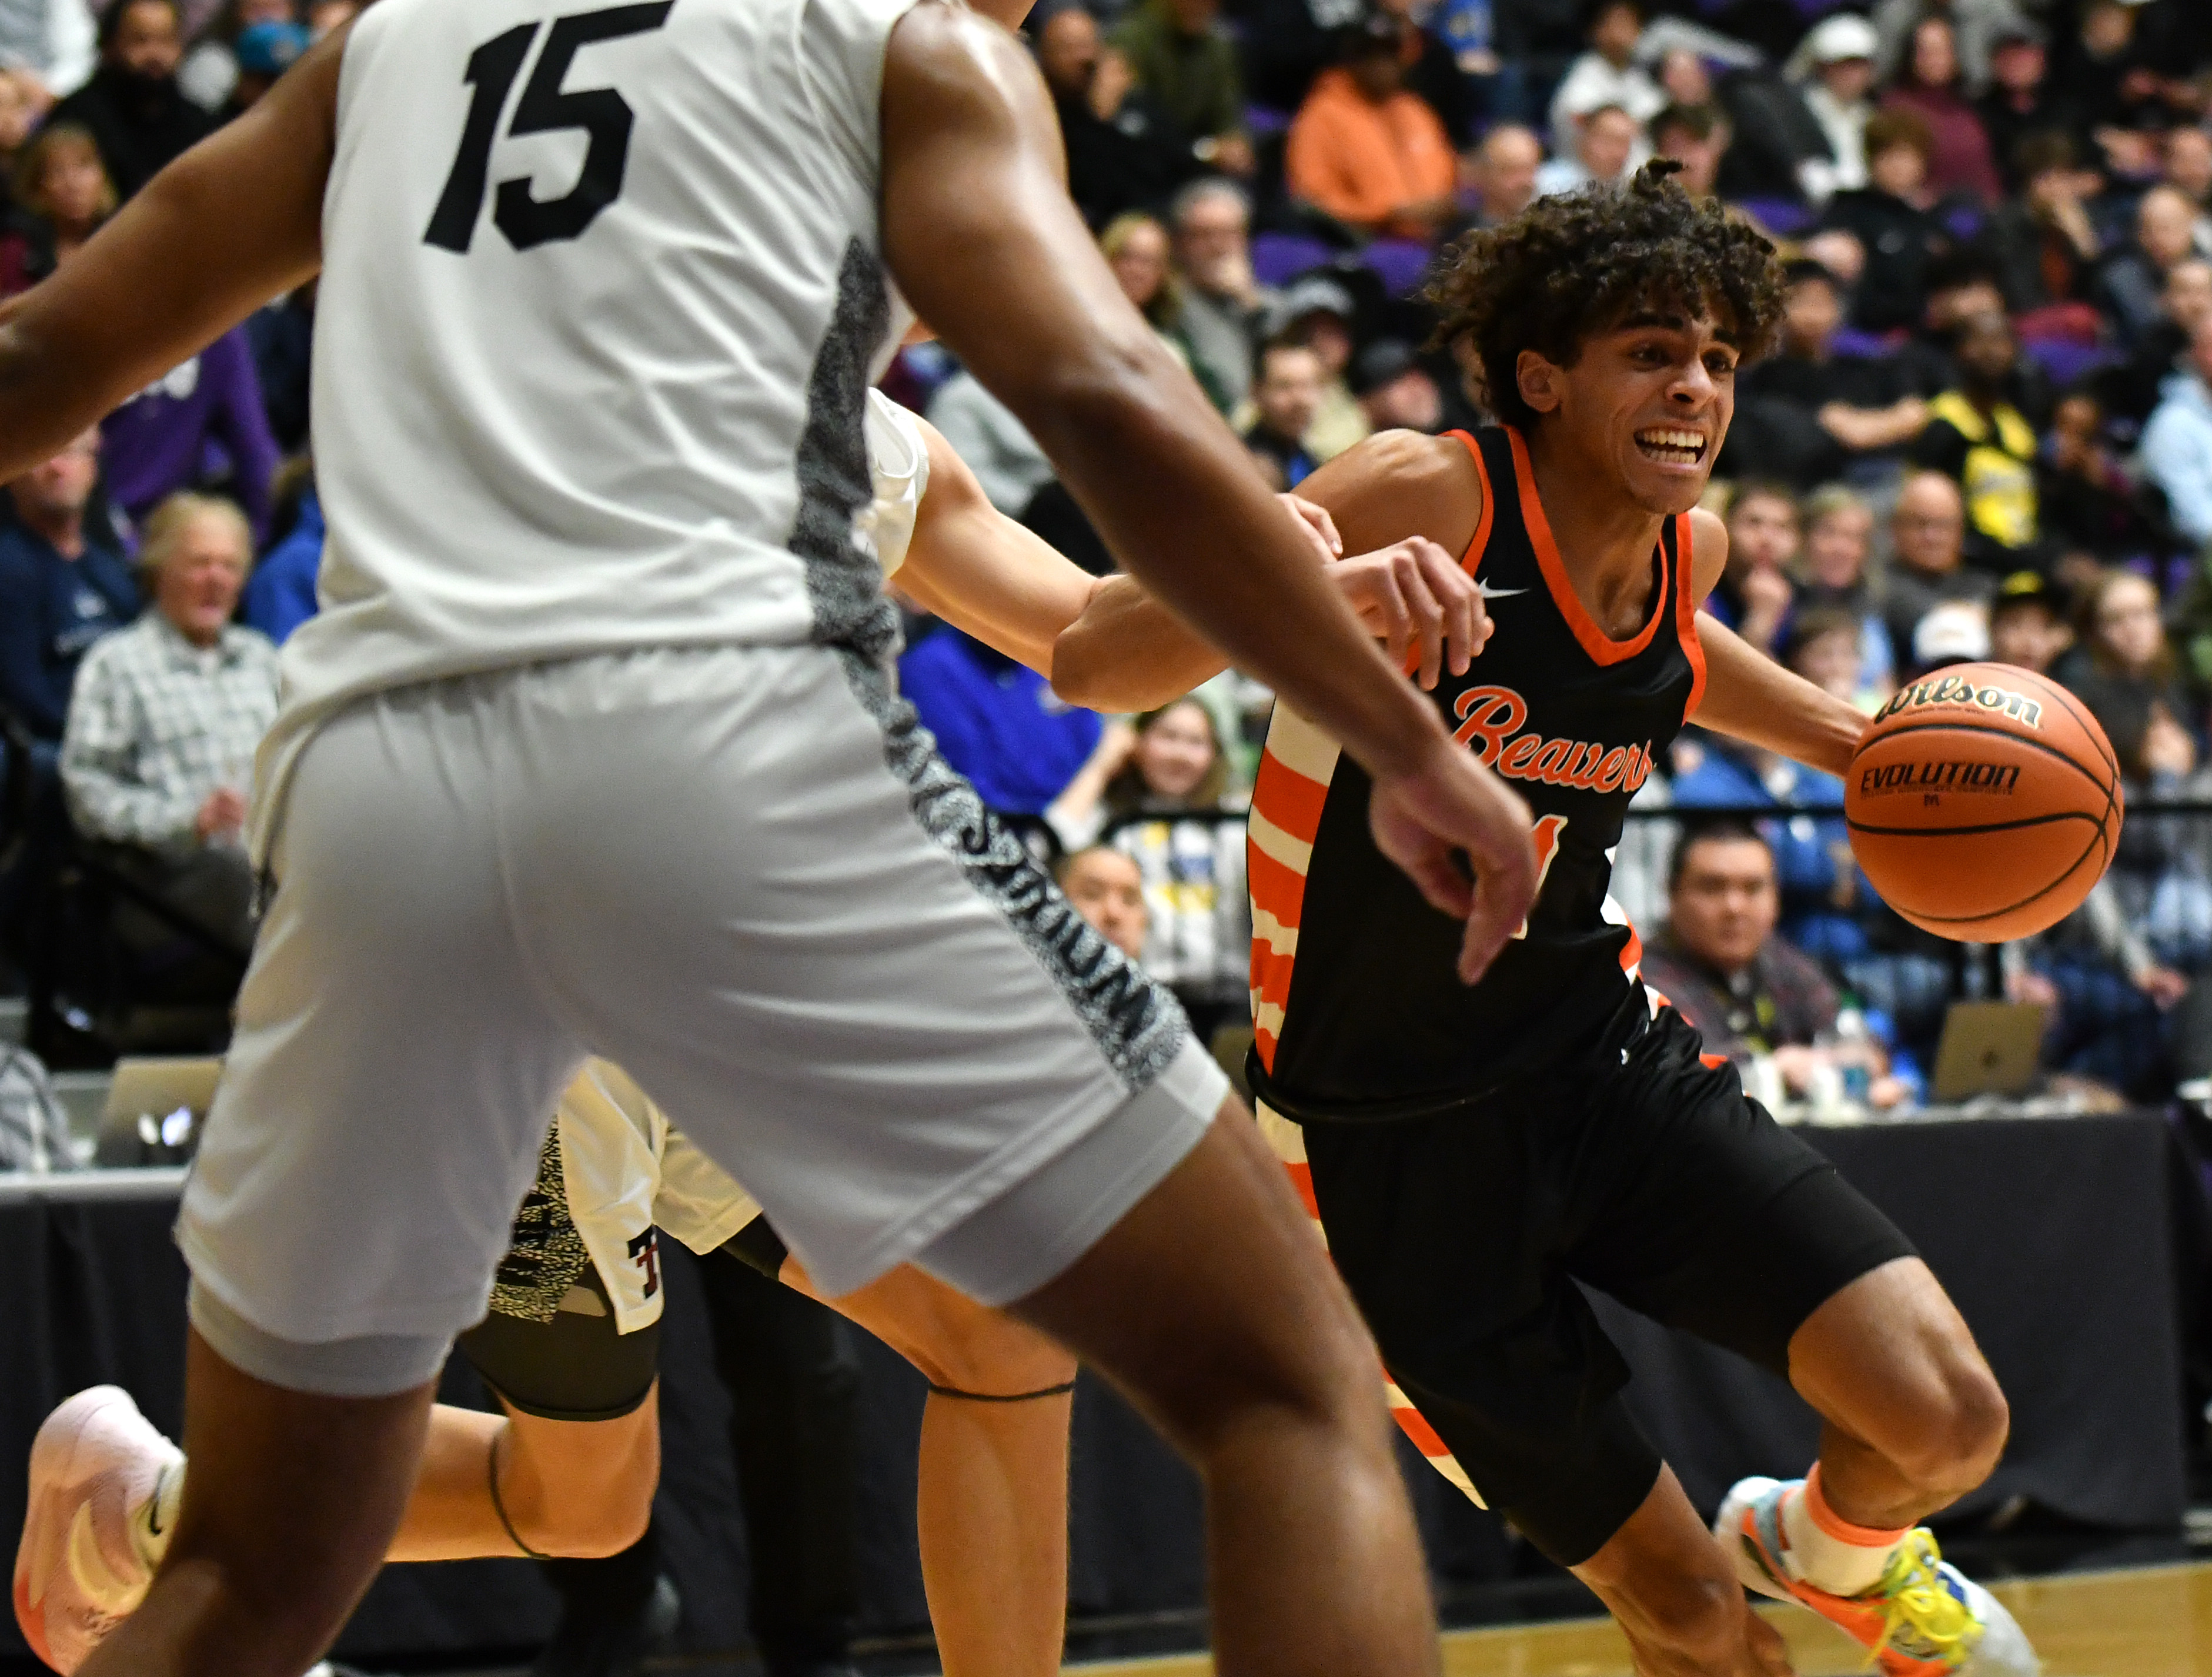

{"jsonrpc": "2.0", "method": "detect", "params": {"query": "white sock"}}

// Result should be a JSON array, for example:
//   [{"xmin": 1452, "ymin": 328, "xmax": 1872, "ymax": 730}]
[
  {"xmin": 130, "ymin": 1458, "xmax": 186, "ymax": 1572},
  {"xmin": 1780, "ymin": 1467, "xmax": 1909, "ymax": 1599}
]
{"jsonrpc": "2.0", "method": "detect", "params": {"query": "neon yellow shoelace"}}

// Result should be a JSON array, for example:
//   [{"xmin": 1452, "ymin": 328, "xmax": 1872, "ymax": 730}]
[{"xmin": 1869, "ymin": 1531, "xmax": 1983, "ymax": 1668}]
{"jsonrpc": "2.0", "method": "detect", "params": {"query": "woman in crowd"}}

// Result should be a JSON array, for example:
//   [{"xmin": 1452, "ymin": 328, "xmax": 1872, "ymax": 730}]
[
  {"xmin": 2002, "ymin": 569, "xmax": 2207, "ymax": 1094},
  {"xmin": 1100, "ymin": 211, "xmax": 1227, "ymax": 409},
  {"xmin": 1792, "ymin": 483, "xmax": 1895, "ymax": 700},
  {"xmin": 1879, "ymin": 16, "xmax": 2000, "ymax": 206},
  {"xmin": 9, "ymin": 124, "xmax": 113, "ymax": 286},
  {"xmin": 1049, "ymin": 697, "xmax": 1251, "ymax": 1045}
]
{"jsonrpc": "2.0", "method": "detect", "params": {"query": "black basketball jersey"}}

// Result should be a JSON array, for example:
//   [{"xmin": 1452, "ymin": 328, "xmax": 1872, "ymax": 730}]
[{"xmin": 1247, "ymin": 426, "xmax": 1706, "ymax": 1121}]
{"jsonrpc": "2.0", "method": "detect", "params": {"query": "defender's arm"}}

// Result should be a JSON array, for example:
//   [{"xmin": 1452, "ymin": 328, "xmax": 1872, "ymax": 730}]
[
  {"xmin": 1050, "ymin": 429, "xmax": 1490, "ymax": 710},
  {"xmin": 880, "ymin": 6, "xmax": 1536, "ymax": 976},
  {"xmin": 0, "ymin": 26, "xmax": 343, "ymax": 474},
  {"xmin": 895, "ymin": 416, "xmax": 1104, "ymax": 677},
  {"xmin": 1682, "ymin": 506, "xmax": 1864, "ymax": 779}
]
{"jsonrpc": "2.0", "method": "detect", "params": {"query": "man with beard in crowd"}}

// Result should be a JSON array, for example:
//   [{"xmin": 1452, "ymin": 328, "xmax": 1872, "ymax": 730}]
[{"xmin": 46, "ymin": 0, "xmax": 211, "ymax": 200}]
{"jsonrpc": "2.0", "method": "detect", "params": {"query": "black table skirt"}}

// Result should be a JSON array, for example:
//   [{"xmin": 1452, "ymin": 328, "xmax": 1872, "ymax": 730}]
[{"xmin": 0, "ymin": 1111, "xmax": 2188, "ymax": 1667}]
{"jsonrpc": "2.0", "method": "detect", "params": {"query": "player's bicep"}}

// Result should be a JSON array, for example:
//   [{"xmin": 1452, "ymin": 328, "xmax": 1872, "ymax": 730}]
[
  {"xmin": 1686, "ymin": 506, "xmax": 1728, "ymax": 604},
  {"xmin": 0, "ymin": 26, "xmax": 340, "ymax": 473},
  {"xmin": 1294, "ymin": 430, "xmax": 1481, "ymax": 560}
]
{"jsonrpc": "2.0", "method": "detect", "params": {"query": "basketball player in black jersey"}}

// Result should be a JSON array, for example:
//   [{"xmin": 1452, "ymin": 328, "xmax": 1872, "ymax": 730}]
[{"xmin": 1071, "ymin": 163, "xmax": 2036, "ymax": 1677}]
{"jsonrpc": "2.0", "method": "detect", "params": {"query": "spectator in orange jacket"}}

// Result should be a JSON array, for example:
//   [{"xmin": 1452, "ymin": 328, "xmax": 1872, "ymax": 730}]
[{"xmin": 1285, "ymin": 15, "xmax": 1458, "ymax": 242}]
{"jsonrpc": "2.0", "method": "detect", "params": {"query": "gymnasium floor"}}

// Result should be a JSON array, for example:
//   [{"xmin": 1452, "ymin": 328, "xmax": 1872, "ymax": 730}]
[{"xmin": 1070, "ymin": 1560, "xmax": 2212, "ymax": 1676}]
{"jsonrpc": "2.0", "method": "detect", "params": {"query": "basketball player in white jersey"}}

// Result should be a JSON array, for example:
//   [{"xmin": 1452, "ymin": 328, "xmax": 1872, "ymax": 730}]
[
  {"xmin": 0, "ymin": 0, "xmax": 1542, "ymax": 1670},
  {"xmin": 17, "ymin": 394, "xmax": 1489, "ymax": 1676}
]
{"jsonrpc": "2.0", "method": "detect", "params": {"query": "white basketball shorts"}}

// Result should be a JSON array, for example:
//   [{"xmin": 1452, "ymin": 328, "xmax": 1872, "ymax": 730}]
[{"xmin": 179, "ymin": 643, "xmax": 1225, "ymax": 1394}]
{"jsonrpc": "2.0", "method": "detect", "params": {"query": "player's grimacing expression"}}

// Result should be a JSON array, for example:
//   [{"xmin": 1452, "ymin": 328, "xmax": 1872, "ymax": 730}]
[{"xmin": 1515, "ymin": 307, "xmax": 1738, "ymax": 515}]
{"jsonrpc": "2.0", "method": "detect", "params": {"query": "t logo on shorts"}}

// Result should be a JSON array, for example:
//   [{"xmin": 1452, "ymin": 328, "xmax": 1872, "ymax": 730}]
[{"xmin": 627, "ymin": 1228, "xmax": 661, "ymax": 1299}]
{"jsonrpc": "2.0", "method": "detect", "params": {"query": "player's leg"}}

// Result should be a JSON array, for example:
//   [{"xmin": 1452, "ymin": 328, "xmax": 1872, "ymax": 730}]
[
  {"xmin": 1568, "ymin": 1007, "xmax": 2030, "ymax": 1673},
  {"xmin": 1002, "ymin": 1101, "xmax": 1434, "ymax": 1677},
  {"xmin": 58, "ymin": 685, "xmax": 589, "ymax": 1677},
  {"xmin": 750, "ymin": 1230, "xmax": 1075, "ymax": 1677},
  {"xmin": 1574, "ymin": 1469, "xmax": 1792, "ymax": 1677},
  {"xmin": 1294, "ymin": 1073, "xmax": 1792, "ymax": 1677},
  {"xmin": 531, "ymin": 645, "xmax": 1439, "ymax": 1677}
]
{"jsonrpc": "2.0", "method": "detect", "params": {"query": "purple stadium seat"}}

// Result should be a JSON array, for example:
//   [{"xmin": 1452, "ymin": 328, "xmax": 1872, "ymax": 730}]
[
  {"xmin": 2023, "ymin": 336, "xmax": 2119, "ymax": 389},
  {"xmin": 1362, "ymin": 238, "xmax": 1435, "ymax": 298},
  {"xmin": 1736, "ymin": 197, "xmax": 1816, "ymax": 237},
  {"xmin": 1251, "ymin": 232, "xmax": 1336, "ymax": 288},
  {"xmin": 1829, "ymin": 326, "xmax": 1899, "ymax": 359}
]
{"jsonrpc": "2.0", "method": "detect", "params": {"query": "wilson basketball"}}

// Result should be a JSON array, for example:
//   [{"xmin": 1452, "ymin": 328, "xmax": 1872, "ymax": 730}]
[{"xmin": 1845, "ymin": 663, "xmax": 2121, "ymax": 942}]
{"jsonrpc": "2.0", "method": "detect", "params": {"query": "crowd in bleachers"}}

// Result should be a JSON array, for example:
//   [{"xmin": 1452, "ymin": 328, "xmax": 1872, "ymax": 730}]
[{"xmin": 4, "ymin": 0, "xmax": 2212, "ymax": 1113}]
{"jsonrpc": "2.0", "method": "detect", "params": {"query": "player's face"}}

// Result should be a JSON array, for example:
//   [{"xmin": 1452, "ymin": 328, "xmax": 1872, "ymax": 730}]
[
  {"xmin": 1670, "ymin": 838, "xmax": 1777, "ymax": 975},
  {"xmin": 1522, "ymin": 310, "xmax": 1739, "ymax": 515}
]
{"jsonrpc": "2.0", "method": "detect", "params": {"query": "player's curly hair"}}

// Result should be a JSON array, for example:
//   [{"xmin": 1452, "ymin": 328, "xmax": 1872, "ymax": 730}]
[{"xmin": 1426, "ymin": 161, "xmax": 1785, "ymax": 431}]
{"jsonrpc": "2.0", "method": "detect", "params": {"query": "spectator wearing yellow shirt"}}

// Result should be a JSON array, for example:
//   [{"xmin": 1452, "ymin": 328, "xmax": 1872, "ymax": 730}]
[{"xmin": 1912, "ymin": 309, "xmax": 2042, "ymax": 556}]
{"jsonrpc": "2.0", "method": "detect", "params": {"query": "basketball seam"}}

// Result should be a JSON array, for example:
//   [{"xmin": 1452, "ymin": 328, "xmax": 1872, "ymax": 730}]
[
  {"xmin": 1890, "ymin": 825, "xmax": 2111, "ymax": 926},
  {"xmin": 1845, "ymin": 811, "xmax": 2104, "ymax": 838},
  {"xmin": 2035, "ymin": 679, "xmax": 2120, "ymax": 782}
]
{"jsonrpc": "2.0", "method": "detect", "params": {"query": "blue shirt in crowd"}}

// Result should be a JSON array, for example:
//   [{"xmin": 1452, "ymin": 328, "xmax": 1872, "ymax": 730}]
[
  {"xmin": 0, "ymin": 521, "xmax": 139, "ymax": 743},
  {"xmin": 898, "ymin": 627, "xmax": 1102, "ymax": 816},
  {"xmin": 242, "ymin": 491, "xmax": 323, "ymax": 645}
]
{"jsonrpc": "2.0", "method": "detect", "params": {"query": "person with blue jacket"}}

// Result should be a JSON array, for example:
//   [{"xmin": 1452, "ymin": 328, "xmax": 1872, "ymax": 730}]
[{"xmin": 241, "ymin": 485, "xmax": 323, "ymax": 644}]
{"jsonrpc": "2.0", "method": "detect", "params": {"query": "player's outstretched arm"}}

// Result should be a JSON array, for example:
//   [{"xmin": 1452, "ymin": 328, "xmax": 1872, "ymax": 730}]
[
  {"xmin": 1692, "ymin": 613, "xmax": 1865, "ymax": 778},
  {"xmin": 1051, "ymin": 432, "xmax": 1491, "ymax": 707},
  {"xmin": 879, "ymin": 8, "xmax": 1534, "ymax": 977},
  {"xmin": 0, "ymin": 28, "xmax": 342, "ymax": 477},
  {"xmin": 896, "ymin": 415, "xmax": 1106, "ymax": 676},
  {"xmin": 1681, "ymin": 507, "xmax": 1864, "ymax": 777}
]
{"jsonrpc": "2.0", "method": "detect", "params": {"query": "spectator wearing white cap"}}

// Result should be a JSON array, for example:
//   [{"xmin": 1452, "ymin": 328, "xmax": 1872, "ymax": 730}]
[{"xmin": 1787, "ymin": 11, "xmax": 1879, "ymax": 201}]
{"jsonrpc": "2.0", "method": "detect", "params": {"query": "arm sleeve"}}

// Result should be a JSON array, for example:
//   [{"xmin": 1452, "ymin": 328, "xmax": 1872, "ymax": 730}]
[{"xmin": 58, "ymin": 654, "xmax": 197, "ymax": 851}]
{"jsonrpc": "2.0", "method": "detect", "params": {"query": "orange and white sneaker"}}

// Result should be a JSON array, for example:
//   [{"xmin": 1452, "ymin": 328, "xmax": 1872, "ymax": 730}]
[
  {"xmin": 1716, "ymin": 1477, "xmax": 2039, "ymax": 1676},
  {"xmin": 13, "ymin": 1387, "xmax": 181, "ymax": 1673}
]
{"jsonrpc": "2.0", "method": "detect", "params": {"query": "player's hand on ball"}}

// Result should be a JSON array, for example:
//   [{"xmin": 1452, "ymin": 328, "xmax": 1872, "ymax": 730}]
[
  {"xmin": 1368, "ymin": 733, "xmax": 1536, "ymax": 984},
  {"xmin": 1334, "ymin": 537, "xmax": 1492, "ymax": 691}
]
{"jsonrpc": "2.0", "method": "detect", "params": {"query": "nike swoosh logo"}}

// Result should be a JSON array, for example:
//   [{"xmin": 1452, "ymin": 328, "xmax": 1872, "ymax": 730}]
[{"xmin": 1476, "ymin": 582, "xmax": 1526, "ymax": 600}]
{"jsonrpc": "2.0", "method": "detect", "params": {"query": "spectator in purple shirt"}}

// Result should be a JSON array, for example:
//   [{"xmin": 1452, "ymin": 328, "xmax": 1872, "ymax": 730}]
[{"xmin": 99, "ymin": 322, "xmax": 279, "ymax": 543}]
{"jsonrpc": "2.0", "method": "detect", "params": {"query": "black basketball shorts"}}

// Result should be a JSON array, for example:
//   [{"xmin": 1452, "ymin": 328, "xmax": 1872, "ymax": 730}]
[{"xmin": 1295, "ymin": 997, "xmax": 1916, "ymax": 1568}]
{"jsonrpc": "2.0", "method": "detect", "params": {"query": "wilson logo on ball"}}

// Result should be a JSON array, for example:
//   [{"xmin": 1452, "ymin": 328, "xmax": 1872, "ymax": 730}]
[
  {"xmin": 1857, "ymin": 761, "xmax": 2022, "ymax": 797},
  {"xmin": 1871, "ymin": 674, "xmax": 2043, "ymax": 729}
]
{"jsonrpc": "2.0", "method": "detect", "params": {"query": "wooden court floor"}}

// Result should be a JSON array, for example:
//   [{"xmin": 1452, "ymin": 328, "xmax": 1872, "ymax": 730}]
[{"xmin": 1072, "ymin": 1560, "xmax": 2212, "ymax": 1677}]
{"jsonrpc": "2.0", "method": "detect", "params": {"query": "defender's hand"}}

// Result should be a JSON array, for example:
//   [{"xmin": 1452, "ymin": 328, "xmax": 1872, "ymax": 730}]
[
  {"xmin": 1368, "ymin": 733, "xmax": 1536, "ymax": 984},
  {"xmin": 1277, "ymin": 492, "xmax": 1342, "ymax": 563},
  {"xmin": 1332, "ymin": 537, "xmax": 1491, "ymax": 691}
]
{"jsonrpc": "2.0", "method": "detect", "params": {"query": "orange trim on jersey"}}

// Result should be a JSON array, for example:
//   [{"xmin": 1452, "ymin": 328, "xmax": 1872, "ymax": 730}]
[
  {"xmin": 1699, "ymin": 1052, "xmax": 1729, "ymax": 1070},
  {"xmin": 1618, "ymin": 924, "xmax": 1644, "ymax": 974},
  {"xmin": 1251, "ymin": 756, "xmax": 1331, "ymax": 842},
  {"xmin": 1284, "ymin": 1160, "xmax": 1319, "ymax": 1218},
  {"xmin": 1676, "ymin": 510, "xmax": 1708, "ymax": 719},
  {"xmin": 1248, "ymin": 843, "xmax": 1308, "ymax": 929},
  {"xmin": 1444, "ymin": 430, "xmax": 1496, "ymax": 577},
  {"xmin": 1390, "ymin": 1402, "xmax": 1453, "ymax": 1458},
  {"xmin": 1506, "ymin": 426, "xmax": 1665, "ymax": 667}
]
